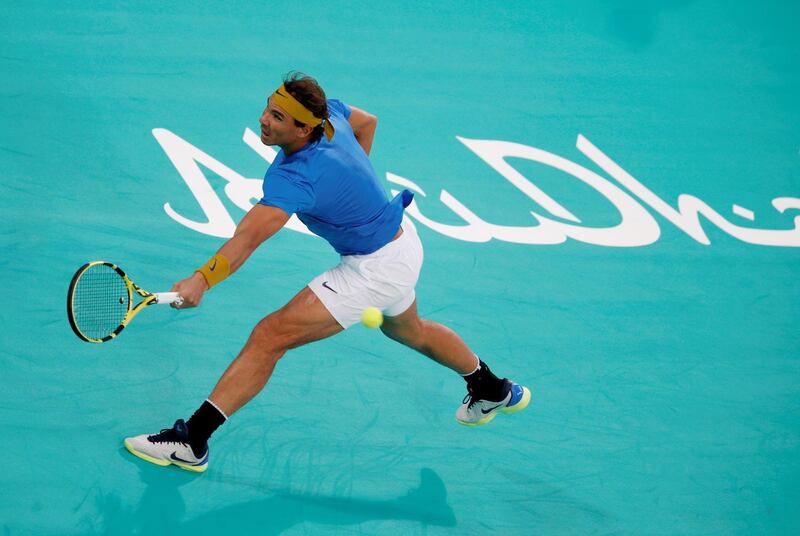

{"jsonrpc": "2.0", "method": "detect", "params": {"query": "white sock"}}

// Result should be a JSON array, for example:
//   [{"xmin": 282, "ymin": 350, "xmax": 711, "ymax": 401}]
[
  {"xmin": 459, "ymin": 355, "xmax": 481, "ymax": 377},
  {"xmin": 206, "ymin": 398, "xmax": 229, "ymax": 420}
]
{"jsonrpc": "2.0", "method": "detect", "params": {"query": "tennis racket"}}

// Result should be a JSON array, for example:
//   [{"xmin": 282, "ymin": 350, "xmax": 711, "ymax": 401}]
[{"xmin": 67, "ymin": 261, "xmax": 183, "ymax": 343}]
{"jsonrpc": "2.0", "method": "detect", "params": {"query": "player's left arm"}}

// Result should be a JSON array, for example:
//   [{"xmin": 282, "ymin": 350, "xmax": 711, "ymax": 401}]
[
  {"xmin": 348, "ymin": 106, "xmax": 378, "ymax": 156},
  {"xmin": 171, "ymin": 204, "xmax": 290, "ymax": 308},
  {"xmin": 216, "ymin": 204, "xmax": 289, "ymax": 274}
]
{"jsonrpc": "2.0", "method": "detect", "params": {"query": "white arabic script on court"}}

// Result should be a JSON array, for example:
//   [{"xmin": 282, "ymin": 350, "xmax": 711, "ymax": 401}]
[{"xmin": 153, "ymin": 128, "xmax": 800, "ymax": 248}]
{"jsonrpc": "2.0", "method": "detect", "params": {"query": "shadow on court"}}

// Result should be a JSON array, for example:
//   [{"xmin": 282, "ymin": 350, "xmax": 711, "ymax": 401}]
[{"xmin": 91, "ymin": 449, "xmax": 456, "ymax": 534}]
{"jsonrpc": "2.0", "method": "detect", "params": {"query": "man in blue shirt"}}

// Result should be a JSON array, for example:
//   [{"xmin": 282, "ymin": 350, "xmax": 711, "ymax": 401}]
[{"xmin": 124, "ymin": 73, "xmax": 530, "ymax": 472}]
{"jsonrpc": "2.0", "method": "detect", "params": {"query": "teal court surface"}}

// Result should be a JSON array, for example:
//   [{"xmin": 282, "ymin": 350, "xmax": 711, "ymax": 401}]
[{"xmin": 2, "ymin": 2, "xmax": 799, "ymax": 534}]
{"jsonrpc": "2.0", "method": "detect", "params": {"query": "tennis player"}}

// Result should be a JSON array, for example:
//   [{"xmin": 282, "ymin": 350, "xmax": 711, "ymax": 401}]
[{"xmin": 124, "ymin": 73, "xmax": 530, "ymax": 472}]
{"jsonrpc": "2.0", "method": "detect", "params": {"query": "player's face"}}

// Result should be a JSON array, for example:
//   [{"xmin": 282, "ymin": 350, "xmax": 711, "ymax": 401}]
[
  {"xmin": 259, "ymin": 98, "xmax": 292, "ymax": 145},
  {"xmin": 259, "ymin": 97, "xmax": 310, "ymax": 147}
]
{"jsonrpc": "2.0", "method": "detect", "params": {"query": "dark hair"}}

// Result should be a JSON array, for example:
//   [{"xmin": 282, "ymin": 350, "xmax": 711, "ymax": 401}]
[{"xmin": 283, "ymin": 71, "xmax": 328, "ymax": 143}]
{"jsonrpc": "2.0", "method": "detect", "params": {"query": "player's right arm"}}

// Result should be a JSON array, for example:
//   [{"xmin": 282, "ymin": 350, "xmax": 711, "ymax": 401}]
[
  {"xmin": 171, "ymin": 204, "xmax": 290, "ymax": 308},
  {"xmin": 348, "ymin": 106, "xmax": 378, "ymax": 156}
]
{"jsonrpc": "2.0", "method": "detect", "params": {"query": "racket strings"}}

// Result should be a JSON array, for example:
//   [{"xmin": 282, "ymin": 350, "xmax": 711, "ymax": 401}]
[{"xmin": 72, "ymin": 265, "xmax": 129, "ymax": 339}]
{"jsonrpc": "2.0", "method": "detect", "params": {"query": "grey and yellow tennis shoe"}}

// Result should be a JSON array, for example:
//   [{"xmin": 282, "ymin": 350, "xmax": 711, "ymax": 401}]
[
  {"xmin": 124, "ymin": 419, "xmax": 208, "ymax": 472},
  {"xmin": 456, "ymin": 379, "xmax": 531, "ymax": 426}
]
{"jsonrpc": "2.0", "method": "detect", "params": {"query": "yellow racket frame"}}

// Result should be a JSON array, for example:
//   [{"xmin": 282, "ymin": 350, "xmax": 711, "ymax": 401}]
[{"xmin": 67, "ymin": 261, "xmax": 174, "ymax": 343}]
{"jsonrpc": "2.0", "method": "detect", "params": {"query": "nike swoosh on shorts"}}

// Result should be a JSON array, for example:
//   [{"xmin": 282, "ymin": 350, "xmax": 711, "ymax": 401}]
[{"xmin": 322, "ymin": 281, "xmax": 337, "ymax": 293}]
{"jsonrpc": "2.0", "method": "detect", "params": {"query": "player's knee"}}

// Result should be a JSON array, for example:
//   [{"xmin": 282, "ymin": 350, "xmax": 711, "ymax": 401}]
[
  {"xmin": 250, "ymin": 313, "xmax": 290, "ymax": 356},
  {"xmin": 381, "ymin": 317, "xmax": 426, "ymax": 350}
]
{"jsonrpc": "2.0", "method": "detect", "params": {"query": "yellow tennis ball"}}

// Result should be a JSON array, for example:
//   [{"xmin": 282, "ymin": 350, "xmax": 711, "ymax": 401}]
[{"xmin": 361, "ymin": 307, "xmax": 383, "ymax": 329}]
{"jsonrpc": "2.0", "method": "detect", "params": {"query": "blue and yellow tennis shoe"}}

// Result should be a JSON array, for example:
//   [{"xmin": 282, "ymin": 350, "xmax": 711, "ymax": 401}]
[
  {"xmin": 456, "ymin": 379, "xmax": 531, "ymax": 426},
  {"xmin": 124, "ymin": 419, "xmax": 208, "ymax": 472}
]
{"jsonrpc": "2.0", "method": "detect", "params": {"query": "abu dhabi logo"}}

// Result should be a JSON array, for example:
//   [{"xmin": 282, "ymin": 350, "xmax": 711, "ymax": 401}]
[{"xmin": 153, "ymin": 128, "xmax": 800, "ymax": 248}]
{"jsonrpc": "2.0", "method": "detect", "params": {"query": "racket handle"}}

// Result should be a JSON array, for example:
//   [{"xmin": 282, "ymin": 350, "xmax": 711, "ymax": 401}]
[{"xmin": 154, "ymin": 292, "xmax": 184, "ymax": 306}]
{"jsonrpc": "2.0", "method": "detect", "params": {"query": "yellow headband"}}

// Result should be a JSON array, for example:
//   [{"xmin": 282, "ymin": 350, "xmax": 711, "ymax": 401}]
[{"xmin": 270, "ymin": 84, "xmax": 335, "ymax": 142}]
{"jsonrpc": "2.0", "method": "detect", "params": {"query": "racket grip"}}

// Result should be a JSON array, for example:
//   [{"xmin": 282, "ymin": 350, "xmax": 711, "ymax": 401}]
[{"xmin": 154, "ymin": 292, "xmax": 184, "ymax": 306}]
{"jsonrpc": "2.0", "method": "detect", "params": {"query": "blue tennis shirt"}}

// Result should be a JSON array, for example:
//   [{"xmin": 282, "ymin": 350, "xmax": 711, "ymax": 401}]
[{"xmin": 258, "ymin": 99, "xmax": 413, "ymax": 255}]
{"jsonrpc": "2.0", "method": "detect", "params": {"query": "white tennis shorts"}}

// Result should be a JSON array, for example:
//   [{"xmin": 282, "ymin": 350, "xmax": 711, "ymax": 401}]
[{"xmin": 308, "ymin": 221, "xmax": 424, "ymax": 329}]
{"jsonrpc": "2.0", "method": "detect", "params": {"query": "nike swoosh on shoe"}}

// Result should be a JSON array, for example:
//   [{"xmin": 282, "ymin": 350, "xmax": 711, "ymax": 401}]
[
  {"xmin": 480, "ymin": 404, "xmax": 504, "ymax": 414},
  {"xmin": 170, "ymin": 451, "xmax": 201, "ymax": 465}
]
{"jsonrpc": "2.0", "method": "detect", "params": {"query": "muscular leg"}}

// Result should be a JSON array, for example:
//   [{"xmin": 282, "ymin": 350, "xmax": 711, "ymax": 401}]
[
  {"xmin": 380, "ymin": 299, "xmax": 478, "ymax": 375},
  {"xmin": 209, "ymin": 286, "xmax": 343, "ymax": 416}
]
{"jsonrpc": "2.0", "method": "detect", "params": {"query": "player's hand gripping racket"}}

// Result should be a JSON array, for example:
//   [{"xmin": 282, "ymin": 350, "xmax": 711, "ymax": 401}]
[{"xmin": 67, "ymin": 261, "xmax": 183, "ymax": 343}]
